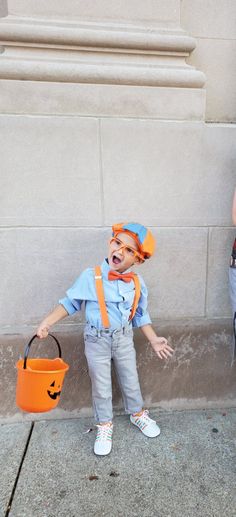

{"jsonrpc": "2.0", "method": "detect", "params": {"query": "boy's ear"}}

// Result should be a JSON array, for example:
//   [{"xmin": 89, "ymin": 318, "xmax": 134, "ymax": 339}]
[{"xmin": 134, "ymin": 256, "xmax": 142, "ymax": 266}]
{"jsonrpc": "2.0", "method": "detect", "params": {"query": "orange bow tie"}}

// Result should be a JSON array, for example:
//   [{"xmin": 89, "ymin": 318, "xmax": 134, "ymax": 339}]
[{"xmin": 108, "ymin": 271, "xmax": 135, "ymax": 283}]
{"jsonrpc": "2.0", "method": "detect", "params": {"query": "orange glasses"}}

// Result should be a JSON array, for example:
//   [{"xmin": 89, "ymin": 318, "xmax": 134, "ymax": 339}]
[{"xmin": 109, "ymin": 237, "xmax": 144, "ymax": 261}]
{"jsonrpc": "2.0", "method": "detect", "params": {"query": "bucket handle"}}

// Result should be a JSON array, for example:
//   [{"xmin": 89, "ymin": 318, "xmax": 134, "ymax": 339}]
[{"xmin": 23, "ymin": 334, "xmax": 62, "ymax": 370}]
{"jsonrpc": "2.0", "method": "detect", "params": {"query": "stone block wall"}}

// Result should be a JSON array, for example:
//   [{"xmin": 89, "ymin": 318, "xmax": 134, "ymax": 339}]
[
  {"xmin": 182, "ymin": 0, "xmax": 236, "ymax": 122},
  {"xmin": 0, "ymin": 0, "xmax": 235, "ymax": 421}
]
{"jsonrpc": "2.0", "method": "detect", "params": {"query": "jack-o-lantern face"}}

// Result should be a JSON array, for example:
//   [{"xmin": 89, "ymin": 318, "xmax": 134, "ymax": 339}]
[{"xmin": 47, "ymin": 380, "xmax": 61, "ymax": 400}]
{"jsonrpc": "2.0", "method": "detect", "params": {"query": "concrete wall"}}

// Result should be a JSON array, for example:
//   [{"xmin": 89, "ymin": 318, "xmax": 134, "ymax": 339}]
[
  {"xmin": 0, "ymin": 0, "xmax": 235, "ymax": 421},
  {"xmin": 181, "ymin": 0, "xmax": 236, "ymax": 122}
]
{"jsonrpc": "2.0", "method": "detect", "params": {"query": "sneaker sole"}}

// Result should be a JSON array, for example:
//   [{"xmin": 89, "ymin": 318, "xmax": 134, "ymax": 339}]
[{"xmin": 94, "ymin": 447, "xmax": 112, "ymax": 456}]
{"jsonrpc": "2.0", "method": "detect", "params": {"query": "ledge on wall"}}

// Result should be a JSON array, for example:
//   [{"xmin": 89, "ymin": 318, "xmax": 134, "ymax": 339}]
[{"xmin": 0, "ymin": 15, "xmax": 206, "ymax": 119}]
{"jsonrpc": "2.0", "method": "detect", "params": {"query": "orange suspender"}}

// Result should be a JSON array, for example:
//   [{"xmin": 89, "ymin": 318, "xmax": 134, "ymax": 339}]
[
  {"xmin": 94, "ymin": 266, "xmax": 141, "ymax": 329},
  {"xmin": 94, "ymin": 266, "xmax": 110, "ymax": 329},
  {"xmin": 129, "ymin": 274, "xmax": 141, "ymax": 321}
]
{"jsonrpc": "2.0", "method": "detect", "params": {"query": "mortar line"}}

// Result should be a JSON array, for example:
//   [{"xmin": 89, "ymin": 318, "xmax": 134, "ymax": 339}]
[{"xmin": 5, "ymin": 422, "xmax": 35, "ymax": 516}]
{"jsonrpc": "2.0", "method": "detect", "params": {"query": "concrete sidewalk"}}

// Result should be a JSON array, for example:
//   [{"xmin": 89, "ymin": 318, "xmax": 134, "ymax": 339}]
[{"xmin": 0, "ymin": 408, "xmax": 235, "ymax": 517}]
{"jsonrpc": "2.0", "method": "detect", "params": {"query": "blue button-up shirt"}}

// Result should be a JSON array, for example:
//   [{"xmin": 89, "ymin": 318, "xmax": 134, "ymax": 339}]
[{"xmin": 59, "ymin": 258, "xmax": 151, "ymax": 330}]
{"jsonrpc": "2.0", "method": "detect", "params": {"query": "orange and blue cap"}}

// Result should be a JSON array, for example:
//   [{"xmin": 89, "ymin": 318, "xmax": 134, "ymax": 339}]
[{"xmin": 112, "ymin": 222, "xmax": 155, "ymax": 260}]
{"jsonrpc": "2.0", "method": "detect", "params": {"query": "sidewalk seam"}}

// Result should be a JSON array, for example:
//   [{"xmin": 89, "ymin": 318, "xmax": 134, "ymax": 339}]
[{"xmin": 5, "ymin": 422, "xmax": 35, "ymax": 517}]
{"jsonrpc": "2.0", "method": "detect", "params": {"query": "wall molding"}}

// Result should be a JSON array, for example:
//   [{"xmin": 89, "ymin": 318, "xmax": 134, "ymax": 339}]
[{"xmin": 0, "ymin": 16, "xmax": 205, "ymax": 88}]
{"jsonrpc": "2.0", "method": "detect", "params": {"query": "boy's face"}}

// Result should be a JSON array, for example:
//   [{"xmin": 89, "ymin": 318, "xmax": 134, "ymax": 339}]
[{"xmin": 108, "ymin": 232, "xmax": 141, "ymax": 272}]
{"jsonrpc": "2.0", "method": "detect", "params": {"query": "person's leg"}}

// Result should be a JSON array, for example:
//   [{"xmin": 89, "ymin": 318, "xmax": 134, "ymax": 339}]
[
  {"xmin": 229, "ymin": 265, "xmax": 236, "ymax": 315},
  {"xmin": 229, "ymin": 265, "xmax": 236, "ymax": 359},
  {"xmin": 84, "ymin": 326, "xmax": 113, "ymax": 455},
  {"xmin": 112, "ymin": 327, "xmax": 143, "ymax": 414},
  {"xmin": 84, "ymin": 327, "xmax": 113, "ymax": 423},
  {"xmin": 112, "ymin": 328, "xmax": 160, "ymax": 438}
]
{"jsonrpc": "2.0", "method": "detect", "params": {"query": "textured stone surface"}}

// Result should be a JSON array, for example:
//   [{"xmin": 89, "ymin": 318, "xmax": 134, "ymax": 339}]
[
  {"xmin": 7, "ymin": 0, "xmax": 180, "ymax": 26},
  {"xmin": 0, "ymin": 18, "xmax": 204, "ymax": 89},
  {"xmin": 1, "ymin": 117, "xmax": 233, "ymax": 229},
  {"xmin": 0, "ymin": 81, "xmax": 206, "ymax": 120},
  {"xmin": 0, "ymin": 422, "xmax": 32, "ymax": 516},
  {"xmin": 181, "ymin": 0, "xmax": 236, "ymax": 122},
  {"xmin": 206, "ymin": 227, "xmax": 235, "ymax": 317},
  {"xmin": 1, "ymin": 320, "xmax": 235, "ymax": 420},
  {"xmin": 0, "ymin": 116, "xmax": 101, "ymax": 226},
  {"xmin": 0, "ymin": 0, "xmax": 7, "ymax": 18},
  {"xmin": 0, "ymin": 228, "xmax": 110, "ymax": 327},
  {"xmin": 187, "ymin": 38, "xmax": 236, "ymax": 122},
  {"xmin": 181, "ymin": 0, "xmax": 236, "ymax": 39},
  {"xmin": 141, "ymin": 227, "xmax": 208, "ymax": 318},
  {"xmin": 101, "ymin": 119, "xmax": 236, "ymax": 226},
  {"xmin": 8, "ymin": 409, "xmax": 236, "ymax": 517}
]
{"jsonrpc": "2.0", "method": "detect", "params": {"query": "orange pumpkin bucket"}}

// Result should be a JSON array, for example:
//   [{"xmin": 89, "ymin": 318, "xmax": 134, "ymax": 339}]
[{"xmin": 16, "ymin": 334, "xmax": 69, "ymax": 413}]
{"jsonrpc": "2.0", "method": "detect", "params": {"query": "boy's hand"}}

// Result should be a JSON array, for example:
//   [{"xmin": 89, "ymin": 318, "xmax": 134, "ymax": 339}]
[
  {"xmin": 35, "ymin": 305, "xmax": 68, "ymax": 339},
  {"xmin": 150, "ymin": 337, "xmax": 174, "ymax": 360},
  {"xmin": 36, "ymin": 323, "xmax": 50, "ymax": 339}
]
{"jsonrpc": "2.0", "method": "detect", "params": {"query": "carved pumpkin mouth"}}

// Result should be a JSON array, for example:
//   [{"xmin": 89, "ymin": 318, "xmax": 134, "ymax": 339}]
[
  {"xmin": 47, "ymin": 390, "xmax": 61, "ymax": 400},
  {"xmin": 47, "ymin": 380, "xmax": 61, "ymax": 400}
]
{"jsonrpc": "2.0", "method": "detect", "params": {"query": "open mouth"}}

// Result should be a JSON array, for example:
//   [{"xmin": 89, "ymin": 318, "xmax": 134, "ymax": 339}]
[{"xmin": 112, "ymin": 254, "xmax": 122, "ymax": 265}]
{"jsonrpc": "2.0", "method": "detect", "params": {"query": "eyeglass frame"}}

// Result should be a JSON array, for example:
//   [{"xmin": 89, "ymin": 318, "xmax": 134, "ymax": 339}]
[{"xmin": 109, "ymin": 237, "xmax": 144, "ymax": 261}]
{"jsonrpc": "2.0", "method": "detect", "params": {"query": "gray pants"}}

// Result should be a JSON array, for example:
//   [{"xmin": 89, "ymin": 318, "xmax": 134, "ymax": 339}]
[{"xmin": 84, "ymin": 323, "xmax": 144, "ymax": 423}]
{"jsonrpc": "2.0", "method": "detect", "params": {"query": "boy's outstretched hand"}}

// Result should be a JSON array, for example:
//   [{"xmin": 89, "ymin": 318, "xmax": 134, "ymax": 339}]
[
  {"xmin": 150, "ymin": 337, "xmax": 174, "ymax": 360},
  {"xmin": 140, "ymin": 324, "xmax": 174, "ymax": 360}
]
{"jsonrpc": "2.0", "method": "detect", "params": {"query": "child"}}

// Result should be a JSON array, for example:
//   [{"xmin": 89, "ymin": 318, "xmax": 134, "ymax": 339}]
[{"xmin": 37, "ymin": 222, "xmax": 174, "ymax": 456}]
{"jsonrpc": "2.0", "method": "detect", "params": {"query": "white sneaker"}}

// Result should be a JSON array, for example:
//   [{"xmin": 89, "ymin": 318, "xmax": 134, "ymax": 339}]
[
  {"xmin": 130, "ymin": 410, "xmax": 160, "ymax": 438},
  {"xmin": 94, "ymin": 423, "xmax": 113, "ymax": 456}
]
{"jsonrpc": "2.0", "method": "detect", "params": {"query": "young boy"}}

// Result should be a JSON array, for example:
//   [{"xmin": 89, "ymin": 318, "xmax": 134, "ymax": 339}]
[{"xmin": 37, "ymin": 222, "xmax": 174, "ymax": 456}]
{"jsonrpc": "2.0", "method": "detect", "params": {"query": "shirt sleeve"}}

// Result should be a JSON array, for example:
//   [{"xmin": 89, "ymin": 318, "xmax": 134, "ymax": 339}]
[
  {"xmin": 58, "ymin": 296, "xmax": 79, "ymax": 316},
  {"xmin": 58, "ymin": 268, "xmax": 92, "ymax": 316},
  {"xmin": 132, "ymin": 274, "xmax": 152, "ymax": 328}
]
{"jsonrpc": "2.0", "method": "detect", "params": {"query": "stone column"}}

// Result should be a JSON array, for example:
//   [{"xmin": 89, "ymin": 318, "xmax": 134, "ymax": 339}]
[{"xmin": 0, "ymin": 0, "xmax": 205, "ymax": 119}]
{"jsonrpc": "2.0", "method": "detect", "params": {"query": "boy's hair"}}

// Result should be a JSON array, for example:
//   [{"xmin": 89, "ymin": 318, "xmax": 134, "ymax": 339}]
[{"xmin": 112, "ymin": 222, "xmax": 155, "ymax": 260}]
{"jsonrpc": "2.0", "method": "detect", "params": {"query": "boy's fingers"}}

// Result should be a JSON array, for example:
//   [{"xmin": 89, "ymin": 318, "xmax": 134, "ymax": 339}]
[
  {"xmin": 166, "ymin": 344, "xmax": 174, "ymax": 352},
  {"xmin": 158, "ymin": 350, "xmax": 167, "ymax": 359},
  {"xmin": 161, "ymin": 350, "xmax": 168, "ymax": 359},
  {"xmin": 37, "ymin": 328, "xmax": 48, "ymax": 339},
  {"xmin": 165, "ymin": 349, "xmax": 173, "ymax": 357},
  {"xmin": 157, "ymin": 347, "xmax": 173, "ymax": 359}
]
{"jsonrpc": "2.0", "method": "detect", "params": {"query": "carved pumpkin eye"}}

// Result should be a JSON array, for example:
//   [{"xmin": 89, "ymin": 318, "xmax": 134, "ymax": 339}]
[{"xmin": 47, "ymin": 380, "xmax": 61, "ymax": 400}]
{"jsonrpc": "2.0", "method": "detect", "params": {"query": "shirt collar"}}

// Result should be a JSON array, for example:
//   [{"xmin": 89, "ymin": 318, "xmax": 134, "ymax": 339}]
[{"xmin": 101, "ymin": 258, "xmax": 110, "ymax": 279}]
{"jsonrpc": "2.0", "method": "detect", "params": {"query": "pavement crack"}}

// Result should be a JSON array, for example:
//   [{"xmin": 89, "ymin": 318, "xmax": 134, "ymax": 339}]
[{"xmin": 5, "ymin": 422, "xmax": 35, "ymax": 516}]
